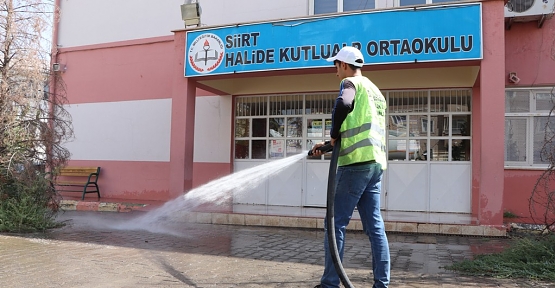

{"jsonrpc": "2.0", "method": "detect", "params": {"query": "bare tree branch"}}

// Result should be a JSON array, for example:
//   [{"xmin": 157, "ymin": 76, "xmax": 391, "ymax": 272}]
[
  {"xmin": 0, "ymin": 0, "xmax": 72, "ymax": 206},
  {"xmin": 529, "ymin": 87, "xmax": 555, "ymax": 234}
]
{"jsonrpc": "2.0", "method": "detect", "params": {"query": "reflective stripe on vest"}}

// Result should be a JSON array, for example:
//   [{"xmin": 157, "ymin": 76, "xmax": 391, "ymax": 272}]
[
  {"xmin": 340, "ymin": 122, "xmax": 385, "ymax": 139},
  {"xmin": 339, "ymin": 137, "xmax": 385, "ymax": 157}
]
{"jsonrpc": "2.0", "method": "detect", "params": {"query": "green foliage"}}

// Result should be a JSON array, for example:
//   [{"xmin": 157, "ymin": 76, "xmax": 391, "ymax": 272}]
[
  {"xmin": 446, "ymin": 235, "xmax": 555, "ymax": 281},
  {"xmin": 503, "ymin": 210, "xmax": 520, "ymax": 219},
  {"xmin": 0, "ymin": 168, "xmax": 61, "ymax": 233}
]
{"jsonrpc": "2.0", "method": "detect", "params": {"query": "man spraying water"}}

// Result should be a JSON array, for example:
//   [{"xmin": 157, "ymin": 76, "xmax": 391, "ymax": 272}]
[{"xmin": 311, "ymin": 46, "xmax": 390, "ymax": 288}]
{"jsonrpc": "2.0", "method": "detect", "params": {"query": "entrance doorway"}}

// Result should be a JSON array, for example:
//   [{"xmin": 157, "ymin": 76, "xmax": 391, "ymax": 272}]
[{"xmin": 232, "ymin": 89, "xmax": 472, "ymax": 213}]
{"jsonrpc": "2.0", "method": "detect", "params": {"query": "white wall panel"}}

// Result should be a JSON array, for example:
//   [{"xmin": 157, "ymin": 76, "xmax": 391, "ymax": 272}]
[
  {"xmin": 268, "ymin": 161, "xmax": 303, "ymax": 206},
  {"xmin": 233, "ymin": 161, "xmax": 267, "ymax": 205},
  {"xmin": 64, "ymin": 99, "xmax": 172, "ymax": 162},
  {"xmin": 430, "ymin": 164, "xmax": 471, "ymax": 213},
  {"xmin": 386, "ymin": 163, "xmax": 428, "ymax": 211},
  {"xmin": 200, "ymin": 0, "xmax": 309, "ymax": 27},
  {"xmin": 58, "ymin": 0, "xmax": 309, "ymax": 48},
  {"xmin": 193, "ymin": 96, "xmax": 232, "ymax": 163},
  {"xmin": 58, "ymin": 0, "xmax": 184, "ymax": 47},
  {"xmin": 305, "ymin": 162, "xmax": 329, "ymax": 207}
]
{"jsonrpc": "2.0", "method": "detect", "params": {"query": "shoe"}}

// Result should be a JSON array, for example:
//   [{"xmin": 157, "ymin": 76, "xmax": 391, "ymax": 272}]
[{"xmin": 314, "ymin": 285, "xmax": 322, "ymax": 288}]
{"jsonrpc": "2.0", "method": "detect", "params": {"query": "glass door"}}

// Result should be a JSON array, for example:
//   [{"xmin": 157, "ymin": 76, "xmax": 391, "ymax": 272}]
[{"xmin": 305, "ymin": 116, "xmax": 332, "ymax": 207}]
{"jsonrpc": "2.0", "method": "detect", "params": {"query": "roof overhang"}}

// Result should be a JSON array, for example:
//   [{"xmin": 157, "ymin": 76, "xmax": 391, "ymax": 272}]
[{"xmin": 195, "ymin": 65, "xmax": 480, "ymax": 96}]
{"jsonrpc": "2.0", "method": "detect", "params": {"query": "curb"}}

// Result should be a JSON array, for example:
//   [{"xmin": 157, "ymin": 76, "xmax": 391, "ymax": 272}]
[
  {"xmin": 185, "ymin": 211, "xmax": 507, "ymax": 237},
  {"xmin": 60, "ymin": 200, "xmax": 147, "ymax": 213},
  {"xmin": 59, "ymin": 200, "xmax": 507, "ymax": 237}
]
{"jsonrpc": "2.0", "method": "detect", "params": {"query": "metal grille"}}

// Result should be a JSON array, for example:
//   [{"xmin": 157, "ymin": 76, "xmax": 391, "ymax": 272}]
[
  {"xmin": 431, "ymin": 90, "xmax": 471, "ymax": 113},
  {"xmin": 507, "ymin": 0, "xmax": 534, "ymax": 13},
  {"xmin": 235, "ymin": 96, "xmax": 267, "ymax": 116},
  {"xmin": 388, "ymin": 91, "xmax": 428, "ymax": 113},
  {"xmin": 269, "ymin": 94, "xmax": 303, "ymax": 115},
  {"xmin": 305, "ymin": 93, "xmax": 336, "ymax": 115}
]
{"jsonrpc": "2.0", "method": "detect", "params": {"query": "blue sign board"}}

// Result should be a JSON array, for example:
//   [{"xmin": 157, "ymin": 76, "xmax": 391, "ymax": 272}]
[{"xmin": 185, "ymin": 3, "xmax": 482, "ymax": 77}]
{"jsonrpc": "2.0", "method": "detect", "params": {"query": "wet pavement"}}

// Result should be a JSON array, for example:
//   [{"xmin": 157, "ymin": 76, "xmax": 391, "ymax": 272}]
[{"xmin": 1, "ymin": 211, "xmax": 553, "ymax": 287}]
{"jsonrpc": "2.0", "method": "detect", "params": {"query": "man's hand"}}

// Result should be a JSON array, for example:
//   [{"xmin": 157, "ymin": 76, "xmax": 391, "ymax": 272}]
[{"xmin": 310, "ymin": 139, "xmax": 336, "ymax": 156}]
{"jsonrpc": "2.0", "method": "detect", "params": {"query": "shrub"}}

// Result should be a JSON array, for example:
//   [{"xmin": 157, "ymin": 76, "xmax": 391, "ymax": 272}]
[
  {"xmin": 0, "ymin": 166, "xmax": 61, "ymax": 232},
  {"xmin": 446, "ymin": 235, "xmax": 555, "ymax": 281}
]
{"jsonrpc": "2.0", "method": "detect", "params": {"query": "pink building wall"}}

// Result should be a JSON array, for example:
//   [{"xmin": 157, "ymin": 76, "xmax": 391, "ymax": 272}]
[
  {"xmin": 470, "ymin": 0, "xmax": 507, "ymax": 226},
  {"xmin": 192, "ymin": 163, "xmax": 232, "ymax": 189},
  {"xmin": 503, "ymin": 18, "xmax": 555, "ymax": 223},
  {"xmin": 58, "ymin": 37, "xmax": 175, "ymax": 104},
  {"xmin": 503, "ymin": 170, "xmax": 541, "ymax": 222},
  {"xmin": 168, "ymin": 32, "xmax": 195, "ymax": 199},
  {"xmin": 505, "ymin": 20, "xmax": 555, "ymax": 87},
  {"xmin": 56, "ymin": 35, "xmax": 232, "ymax": 201},
  {"xmin": 57, "ymin": 38, "xmax": 176, "ymax": 201},
  {"xmin": 62, "ymin": 160, "xmax": 172, "ymax": 201}
]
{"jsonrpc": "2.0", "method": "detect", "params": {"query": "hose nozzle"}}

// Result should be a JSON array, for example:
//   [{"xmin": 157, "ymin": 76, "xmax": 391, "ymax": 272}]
[{"xmin": 308, "ymin": 141, "xmax": 333, "ymax": 156}]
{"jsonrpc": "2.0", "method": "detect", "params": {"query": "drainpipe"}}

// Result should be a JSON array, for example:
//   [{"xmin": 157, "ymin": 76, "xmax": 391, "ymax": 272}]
[{"xmin": 47, "ymin": 0, "xmax": 61, "ymax": 173}]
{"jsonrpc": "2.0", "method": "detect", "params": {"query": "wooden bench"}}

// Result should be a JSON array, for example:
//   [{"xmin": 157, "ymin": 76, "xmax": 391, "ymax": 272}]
[{"xmin": 54, "ymin": 167, "xmax": 101, "ymax": 200}]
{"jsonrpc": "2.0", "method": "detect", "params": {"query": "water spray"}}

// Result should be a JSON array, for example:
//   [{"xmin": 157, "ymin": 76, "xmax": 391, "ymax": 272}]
[
  {"xmin": 130, "ymin": 153, "xmax": 306, "ymax": 230},
  {"xmin": 309, "ymin": 140, "xmax": 354, "ymax": 288}
]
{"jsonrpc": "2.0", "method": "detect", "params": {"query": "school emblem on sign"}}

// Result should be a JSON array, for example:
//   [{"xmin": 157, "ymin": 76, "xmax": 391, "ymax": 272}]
[{"xmin": 188, "ymin": 33, "xmax": 225, "ymax": 74}]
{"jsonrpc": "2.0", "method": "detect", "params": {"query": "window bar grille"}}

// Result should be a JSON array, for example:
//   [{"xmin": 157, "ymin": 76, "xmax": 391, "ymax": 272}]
[
  {"xmin": 447, "ymin": 90, "xmax": 452, "ymax": 111},
  {"xmin": 407, "ymin": 92, "xmax": 410, "ymax": 112},
  {"xmin": 454, "ymin": 90, "xmax": 458, "ymax": 110},
  {"xmin": 302, "ymin": 94, "xmax": 306, "ymax": 115},
  {"xmin": 459, "ymin": 90, "xmax": 464, "ymax": 110},
  {"xmin": 457, "ymin": 90, "xmax": 461, "ymax": 111},
  {"xmin": 326, "ymin": 94, "xmax": 330, "ymax": 114},
  {"xmin": 291, "ymin": 95, "xmax": 297, "ymax": 114}
]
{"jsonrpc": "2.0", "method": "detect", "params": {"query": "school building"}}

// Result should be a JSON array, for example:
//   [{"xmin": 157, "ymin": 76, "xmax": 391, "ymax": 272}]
[{"xmin": 51, "ymin": 0, "xmax": 555, "ymax": 234}]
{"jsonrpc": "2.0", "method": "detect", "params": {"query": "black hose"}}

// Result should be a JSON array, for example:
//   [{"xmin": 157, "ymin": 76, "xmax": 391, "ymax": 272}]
[
  {"xmin": 309, "ymin": 140, "xmax": 354, "ymax": 287},
  {"xmin": 325, "ymin": 139, "xmax": 354, "ymax": 288}
]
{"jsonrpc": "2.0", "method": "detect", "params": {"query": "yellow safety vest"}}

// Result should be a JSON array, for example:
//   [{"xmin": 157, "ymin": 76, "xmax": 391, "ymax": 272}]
[{"xmin": 338, "ymin": 76, "xmax": 387, "ymax": 169}]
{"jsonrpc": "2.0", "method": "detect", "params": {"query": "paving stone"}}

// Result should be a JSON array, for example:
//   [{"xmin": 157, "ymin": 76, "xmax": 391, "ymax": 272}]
[{"xmin": 0, "ymin": 211, "xmax": 552, "ymax": 288}]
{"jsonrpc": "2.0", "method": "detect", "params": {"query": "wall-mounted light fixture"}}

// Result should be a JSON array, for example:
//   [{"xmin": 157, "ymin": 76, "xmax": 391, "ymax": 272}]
[
  {"xmin": 52, "ymin": 63, "xmax": 66, "ymax": 73},
  {"xmin": 181, "ymin": 0, "xmax": 201, "ymax": 27},
  {"xmin": 508, "ymin": 72, "xmax": 520, "ymax": 84}
]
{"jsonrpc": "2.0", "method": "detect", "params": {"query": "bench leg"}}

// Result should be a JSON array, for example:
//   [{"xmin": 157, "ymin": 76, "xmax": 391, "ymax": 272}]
[
  {"xmin": 94, "ymin": 183, "xmax": 101, "ymax": 198},
  {"xmin": 81, "ymin": 184, "xmax": 101, "ymax": 200}
]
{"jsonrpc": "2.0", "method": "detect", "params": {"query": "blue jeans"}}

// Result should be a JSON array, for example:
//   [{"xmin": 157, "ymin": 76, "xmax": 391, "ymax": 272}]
[{"xmin": 320, "ymin": 162, "xmax": 390, "ymax": 288}]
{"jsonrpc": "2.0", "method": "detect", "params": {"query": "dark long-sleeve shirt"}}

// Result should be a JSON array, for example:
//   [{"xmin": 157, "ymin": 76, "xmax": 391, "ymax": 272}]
[{"xmin": 330, "ymin": 80, "xmax": 356, "ymax": 139}]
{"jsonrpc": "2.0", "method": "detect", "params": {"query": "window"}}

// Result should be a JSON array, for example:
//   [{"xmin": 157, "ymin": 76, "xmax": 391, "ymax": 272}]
[
  {"xmin": 234, "ymin": 93, "xmax": 335, "ymax": 160},
  {"xmin": 505, "ymin": 89, "xmax": 555, "ymax": 167},
  {"xmin": 396, "ymin": 0, "xmax": 463, "ymax": 7},
  {"xmin": 314, "ymin": 0, "xmax": 337, "ymax": 14},
  {"xmin": 312, "ymin": 0, "xmax": 461, "ymax": 13},
  {"xmin": 313, "ymin": 0, "xmax": 375, "ymax": 14},
  {"xmin": 235, "ymin": 90, "xmax": 472, "ymax": 162},
  {"xmin": 387, "ymin": 89, "xmax": 471, "ymax": 162},
  {"xmin": 399, "ymin": 0, "xmax": 426, "ymax": 6},
  {"xmin": 344, "ymin": 0, "xmax": 375, "ymax": 10}
]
